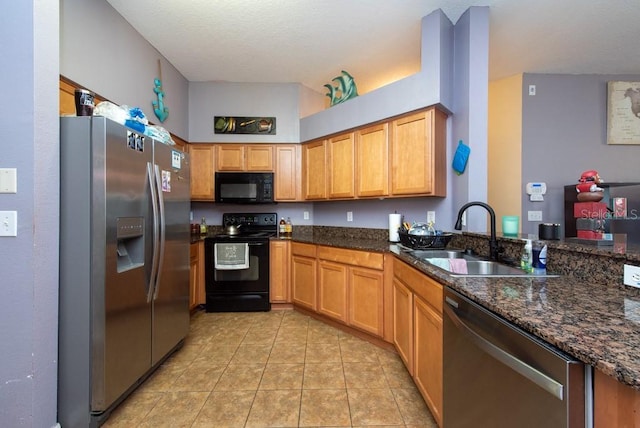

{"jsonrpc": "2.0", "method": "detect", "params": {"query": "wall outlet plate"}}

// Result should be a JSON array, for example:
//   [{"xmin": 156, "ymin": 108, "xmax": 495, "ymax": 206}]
[
  {"xmin": 0, "ymin": 211, "xmax": 17, "ymax": 236},
  {"xmin": 624, "ymin": 265, "xmax": 640, "ymax": 288},
  {"xmin": 347, "ymin": 211, "xmax": 353, "ymax": 222},
  {"xmin": 427, "ymin": 211, "xmax": 436, "ymax": 224},
  {"xmin": 528, "ymin": 211, "xmax": 543, "ymax": 221}
]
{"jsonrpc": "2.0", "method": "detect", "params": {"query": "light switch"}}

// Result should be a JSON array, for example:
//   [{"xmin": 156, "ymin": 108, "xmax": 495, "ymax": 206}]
[
  {"xmin": 0, "ymin": 168, "xmax": 17, "ymax": 193},
  {"xmin": 0, "ymin": 211, "xmax": 17, "ymax": 236}
]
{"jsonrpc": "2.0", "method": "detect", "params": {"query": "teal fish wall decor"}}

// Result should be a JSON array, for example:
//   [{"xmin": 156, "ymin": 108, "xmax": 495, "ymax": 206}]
[{"xmin": 324, "ymin": 70, "xmax": 359, "ymax": 106}]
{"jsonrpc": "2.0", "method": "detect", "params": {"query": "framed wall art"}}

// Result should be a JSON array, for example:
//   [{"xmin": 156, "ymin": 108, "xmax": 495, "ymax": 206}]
[
  {"xmin": 607, "ymin": 81, "xmax": 640, "ymax": 145},
  {"xmin": 214, "ymin": 116, "xmax": 276, "ymax": 135}
]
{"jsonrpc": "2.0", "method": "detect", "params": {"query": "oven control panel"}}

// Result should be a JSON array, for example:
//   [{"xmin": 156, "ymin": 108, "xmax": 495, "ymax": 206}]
[{"xmin": 222, "ymin": 212, "xmax": 277, "ymax": 228}]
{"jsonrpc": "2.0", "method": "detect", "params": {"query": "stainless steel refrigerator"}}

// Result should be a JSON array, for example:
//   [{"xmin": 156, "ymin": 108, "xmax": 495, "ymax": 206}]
[{"xmin": 58, "ymin": 116, "xmax": 191, "ymax": 427}]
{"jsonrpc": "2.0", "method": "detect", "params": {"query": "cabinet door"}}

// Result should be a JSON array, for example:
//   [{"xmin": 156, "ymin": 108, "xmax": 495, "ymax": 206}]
[
  {"xmin": 291, "ymin": 255, "xmax": 316, "ymax": 310},
  {"xmin": 356, "ymin": 123, "xmax": 389, "ymax": 197},
  {"xmin": 390, "ymin": 108, "xmax": 446, "ymax": 196},
  {"xmin": 189, "ymin": 145, "xmax": 215, "ymax": 200},
  {"xmin": 393, "ymin": 278, "xmax": 414, "ymax": 375},
  {"xmin": 318, "ymin": 260, "xmax": 348, "ymax": 323},
  {"xmin": 302, "ymin": 140, "xmax": 327, "ymax": 200},
  {"xmin": 270, "ymin": 240, "xmax": 290, "ymax": 303},
  {"xmin": 594, "ymin": 369, "xmax": 640, "ymax": 427},
  {"xmin": 349, "ymin": 267, "xmax": 384, "ymax": 337},
  {"xmin": 275, "ymin": 145, "xmax": 301, "ymax": 201},
  {"xmin": 327, "ymin": 133, "xmax": 355, "ymax": 199},
  {"xmin": 189, "ymin": 243, "xmax": 199, "ymax": 310},
  {"xmin": 246, "ymin": 145, "xmax": 274, "ymax": 171},
  {"xmin": 414, "ymin": 296, "xmax": 443, "ymax": 426},
  {"xmin": 216, "ymin": 144, "xmax": 245, "ymax": 171},
  {"xmin": 196, "ymin": 241, "xmax": 205, "ymax": 305}
]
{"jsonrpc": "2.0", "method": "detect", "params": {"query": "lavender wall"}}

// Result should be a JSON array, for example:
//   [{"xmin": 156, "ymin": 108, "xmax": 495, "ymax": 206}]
[
  {"xmin": 60, "ymin": 0, "xmax": 190, "ymax": 140},
  {"xmin": 1, "ymin": 1, "xmax": 59, "ymax": 426},
  {"xmin": 521, "ymin": 73, "xmax": 640, "ymax": 234},
  {"xmin": 188, "ymin": 82, "xmax": 305, "ymax": 143},
  {"xmin": 449, "ymin": 7, "xmax": 490, "ymax": 232}
]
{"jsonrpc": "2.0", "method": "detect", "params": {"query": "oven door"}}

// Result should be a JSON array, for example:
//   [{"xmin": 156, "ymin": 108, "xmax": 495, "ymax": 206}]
[{"xmin": 204, "ymin": 238, "xmax": 271, "ymax": 311}]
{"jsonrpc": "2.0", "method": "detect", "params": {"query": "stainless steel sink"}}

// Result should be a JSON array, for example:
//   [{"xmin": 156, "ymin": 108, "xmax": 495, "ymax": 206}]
[
  {"xmin": 457, "ymin": 260, "xmax": 530, "ymax": 276},
  {"xmin": 408, "ymin": 249, "xmax": 559, "ymax": 277},
  {"xmin": 409, "ymin": 249, "xmax": 469, "ymax": 259}
]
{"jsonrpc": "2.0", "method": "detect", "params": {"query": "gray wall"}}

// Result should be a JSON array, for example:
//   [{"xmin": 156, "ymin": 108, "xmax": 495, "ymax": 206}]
[
  {"xmin": 1, "ymin": 1, "xmax": 59, "ymax": 426},
  {"xmin": 191, "ymin": 8, "xmax": 490, "ymax": 233},
  {"xmin": 449, "ymin": 7, "xmax": 490, "ymax": 232},
  {"xmin": 188, "ymin": 82, "xmax": 307, "ymax": 143},
  {"xmin": 60, "ymin": 0, "xmax": 190, "ymax": 140},
  {"xmin": 521, "ymin": 73, "xmax": 640, "ymax": 234}
]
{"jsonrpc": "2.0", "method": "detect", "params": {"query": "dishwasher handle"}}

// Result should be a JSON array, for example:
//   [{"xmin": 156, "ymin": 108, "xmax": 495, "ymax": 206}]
[{"xmin": 444, "ymin": 297, "xmax": 564, "ymax": 400}]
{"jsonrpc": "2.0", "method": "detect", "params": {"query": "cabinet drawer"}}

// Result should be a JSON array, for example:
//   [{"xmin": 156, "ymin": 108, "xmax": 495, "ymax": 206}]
[
  {"xmin": 394, "ymin": 259, "xmax": 442, "ymax": 313},
  {"xmin": 317, "ymin": 245, "xmax": 384, "ymax": 270},
  {"xmin": 292, "ymin": 242, "xmax": 317, "ymax": 258}
]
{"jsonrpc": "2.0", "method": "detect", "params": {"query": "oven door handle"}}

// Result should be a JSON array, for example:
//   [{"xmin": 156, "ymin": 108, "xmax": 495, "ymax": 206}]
[{"xmin": 247, "ymin": 242, "xmax": 266, "ymax": 246}]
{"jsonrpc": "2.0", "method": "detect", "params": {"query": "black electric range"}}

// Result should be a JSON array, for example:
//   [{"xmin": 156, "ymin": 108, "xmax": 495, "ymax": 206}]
[{"xmin": 204, "ymin": 213, "xmax": 277, "ymax": 312}]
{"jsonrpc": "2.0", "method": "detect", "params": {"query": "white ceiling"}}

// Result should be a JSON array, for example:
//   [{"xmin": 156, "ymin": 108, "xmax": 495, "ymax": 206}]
[{"xmin": 106, "ymin": 0, "xmax": 640, "ymax": 94}]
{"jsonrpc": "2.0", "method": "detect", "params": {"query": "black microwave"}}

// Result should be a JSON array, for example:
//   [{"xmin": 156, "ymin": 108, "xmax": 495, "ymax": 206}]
[{"xmin": 215, "ymin": 172, "xmax": 274, "ymax": 204}]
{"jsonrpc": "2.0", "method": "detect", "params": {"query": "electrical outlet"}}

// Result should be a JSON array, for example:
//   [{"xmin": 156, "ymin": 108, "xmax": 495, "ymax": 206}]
[
  {"xmin": 0, "ymin": 168, "xmax": 17, "ymax": 193},
  {"xmin": 528, "ymin": 85, "xmax": 536, "ymax": 96},
  {"xmin": 461, "ymin": 212, "xmax": 466, "ymax": 227},
  {"xmin": 0, "ymin": 211, "xmax": 17, "ymax": 236},
  {"xmin": 303, "ymin": 211, "xmax": 309, "ymax": 220},
  {"xmin": 624, "ymin": 265, "xmax": 640, "ymax": 288},
  {"xmin": 427, "ymin": 211, "xmax": 436, "ymax": 224},
  {"xmin": 528, "ymin": 210, "xmax": 543, "ymax": 221},
  {"xmin": 347, "ymin": 211, "xmax": 353, "ymax": 222}
]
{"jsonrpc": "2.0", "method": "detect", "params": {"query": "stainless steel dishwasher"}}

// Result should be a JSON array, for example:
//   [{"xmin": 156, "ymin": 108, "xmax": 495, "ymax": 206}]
[{"xmin": 443, "ymin": 287, "xmax": 591, "ymax": 428}]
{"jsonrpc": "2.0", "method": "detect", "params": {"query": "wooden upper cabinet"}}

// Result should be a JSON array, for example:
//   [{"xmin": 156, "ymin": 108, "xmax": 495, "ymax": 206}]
[
  {"xmin": 327, "ymin": 132, "xmax": 356, "ymax": 199},
  {"xmin": 390, "ymin": 107, "xmax": 447, "ymax": 196},
  {"xmin": 302, "ymin": 140, "xmax": 327, "ymax": 200},
  {"xmin": 189, "ymin": 144, "xmax": 216, "ymax": 200},
  {"xmin": 60, "ymin": 80, "xmax": 77, "ymax": 115},
  {"xmin": 216, "ymin": 145, "xmax": 246, "ymax": 171},
  {"xmin": 356, "ymin": 123, "xmax": 389, "ymax": 197},
  {"xmin": 246, "ymin": 145, "xmax": 274, "ymax": 171},
  {"xmin": 216, "ymin": 144, "xmax": 273, "ymax": 171},
  {"xmin": 275, "ymin": 145, "xmax": 301, "ymax": 201}
]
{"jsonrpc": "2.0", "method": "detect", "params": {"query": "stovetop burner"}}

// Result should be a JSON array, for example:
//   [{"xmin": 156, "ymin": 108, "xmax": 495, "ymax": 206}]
[{"xmin": 211, "ymin": 212, "xmax": 278, "ymax": 240}]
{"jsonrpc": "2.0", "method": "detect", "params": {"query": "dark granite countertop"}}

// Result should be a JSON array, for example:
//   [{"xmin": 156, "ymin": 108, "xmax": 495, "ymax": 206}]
[{"xmin": 286, "ymin": 230, "xmax": 640, "ymax": 391}]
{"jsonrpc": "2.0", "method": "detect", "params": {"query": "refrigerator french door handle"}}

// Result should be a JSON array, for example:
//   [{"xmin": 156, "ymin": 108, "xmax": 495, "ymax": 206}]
[
  {"xmin": 444, "ymin": 299, "xmax": 565, "ymax": 400},
  {"xmin": 152, "ymin": 164, "xmax": 166, "ymax": 300},
  {"xmin": 147, "ymin": 162, "xmax": 161, "ymax": 303}
]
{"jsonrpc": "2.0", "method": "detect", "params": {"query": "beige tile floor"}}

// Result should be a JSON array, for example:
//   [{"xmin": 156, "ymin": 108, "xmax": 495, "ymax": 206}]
[{"xmin": 103, "ymin": 309, "xmax": 438, "ymax": 427}]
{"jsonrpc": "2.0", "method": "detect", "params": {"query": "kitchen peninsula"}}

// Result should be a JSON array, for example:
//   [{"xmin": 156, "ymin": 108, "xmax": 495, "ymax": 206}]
[{"xmin": 271, "ymin": 227, "xmax": 640, "ymax": 425}]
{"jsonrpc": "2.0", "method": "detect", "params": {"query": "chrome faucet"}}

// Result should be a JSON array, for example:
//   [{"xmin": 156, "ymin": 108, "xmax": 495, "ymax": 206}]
[{"xmin": 454, "ymin": 201, "xmax": 499, "ymax": 261}]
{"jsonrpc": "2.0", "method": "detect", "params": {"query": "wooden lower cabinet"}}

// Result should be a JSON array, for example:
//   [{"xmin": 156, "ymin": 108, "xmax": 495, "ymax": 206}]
[
  {"xmin": 318, "ymin": 260, "xmax": 348, "ymax": 322},
  {"xmin": 595, "ymin": 369, "xmax": 640, "ymax": 427},
  {"xmin": 291, "ymin": 243, "xmax": 317, "ymax": 310},
  {"xmin": 414, "ymin": 295, "xmax": 443, "ymax": 425},
  {"xmin": 393, "ymin": 258, "xmax": 443, "ymax": 426},
  {"xmin": 393, "ymin": 277, "xmax": 414, "ymax": 374},
  {"xmin": 269, "ymin": 240, "xmax": 291, "ymax": 303},
  {"xmin": 189, "ymin": 241, "xmax": 205, "ymax": 310},
  {"xmin": 348, "ymin": 267, "xmax": 384, "ymax": 336}
]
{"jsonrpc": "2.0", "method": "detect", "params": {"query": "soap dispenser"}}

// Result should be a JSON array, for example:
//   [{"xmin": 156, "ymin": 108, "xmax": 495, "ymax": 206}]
[{"xmin": 520, "ymin": 239, "xmax": 533, "ymax": 273}]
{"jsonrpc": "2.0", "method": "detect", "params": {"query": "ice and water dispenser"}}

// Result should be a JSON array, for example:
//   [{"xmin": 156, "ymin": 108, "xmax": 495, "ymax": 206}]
[{"xmin": 116, "ymin": 217, "xmax": 145, "ymax": 272}]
